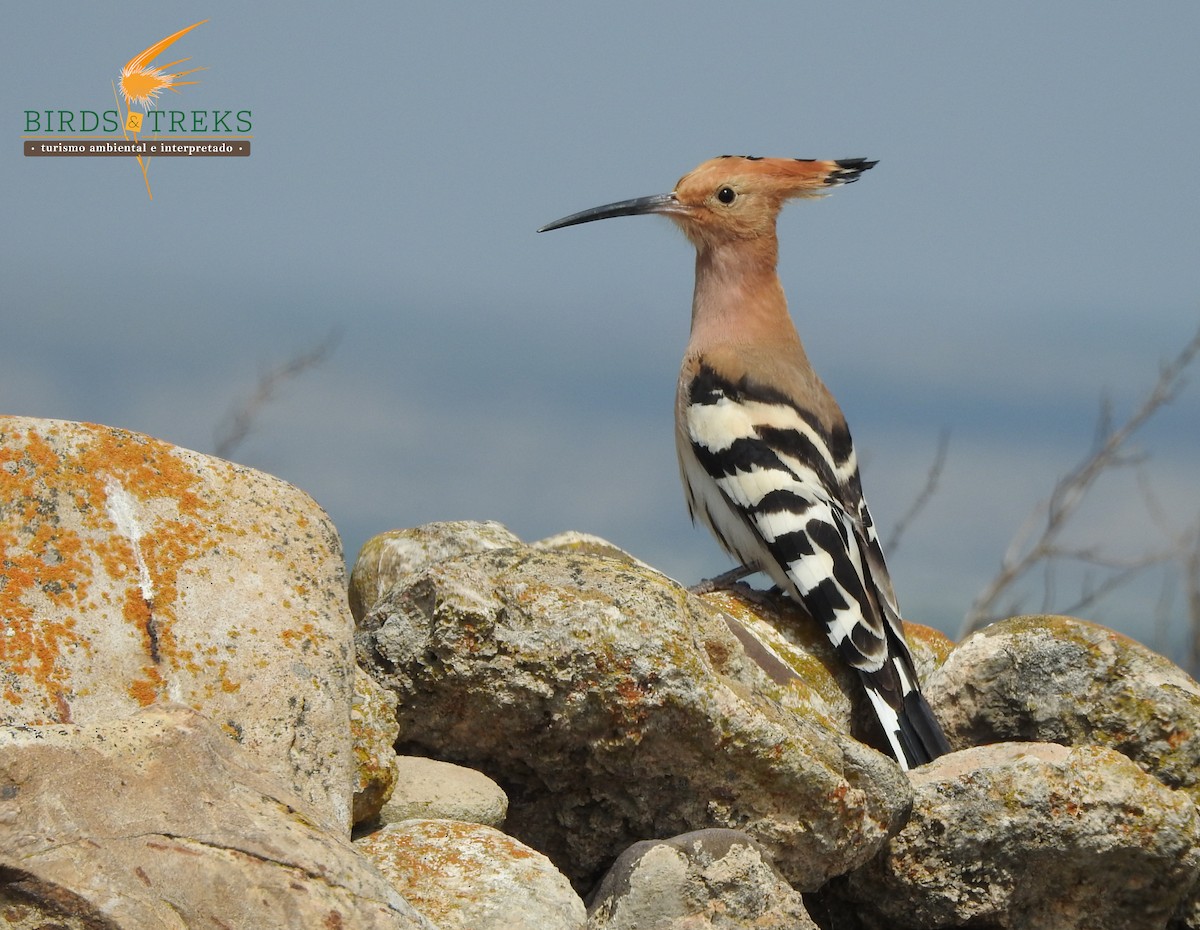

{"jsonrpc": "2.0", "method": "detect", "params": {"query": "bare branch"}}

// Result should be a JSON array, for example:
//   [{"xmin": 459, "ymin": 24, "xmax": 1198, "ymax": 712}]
[
  {"xmin": 1136, "ymin": 469, "xmax": 1200, "ymax": 671},
  {"xmin": 213, "ymin": 328, "xmax": 342, "ymax": 460},
  {"xmin": 961, "ymin": 322, "xmax": 1200, "ymax": 637},
  {"xmin": 884, "ymin": 429, "xmax": 950, "ymax": 558},
  {"xmin": 1054, "ymin": 555, "xmax": 1168, "ymax": 619}
]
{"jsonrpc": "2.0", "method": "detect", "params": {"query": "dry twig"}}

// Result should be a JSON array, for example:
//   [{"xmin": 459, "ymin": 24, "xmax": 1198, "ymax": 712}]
[
  {"xmin": 213, "ymin": 328, "xmax": 341, "ymax": 459},
  {"xmin": 961, "ymin": 323, "xmax": 1200, "ymax": 637}
]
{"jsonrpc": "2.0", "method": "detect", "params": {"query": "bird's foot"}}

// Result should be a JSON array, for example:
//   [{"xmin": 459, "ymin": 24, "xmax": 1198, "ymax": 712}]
[{"xmin": 688, "ymin": 564, "xmax": 755, "ymax": 595}]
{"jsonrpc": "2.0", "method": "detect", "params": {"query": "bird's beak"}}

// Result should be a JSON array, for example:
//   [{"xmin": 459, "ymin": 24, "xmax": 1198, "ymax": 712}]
[{"xmin": 537, "ymin": 192, "xmax": 679, "ymax": 232}]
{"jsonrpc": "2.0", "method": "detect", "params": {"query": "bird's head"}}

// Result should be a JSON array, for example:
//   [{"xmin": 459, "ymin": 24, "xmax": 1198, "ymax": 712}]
[{"xmin": 539, "ymin": 155, "xmax": 876, "ymax": 250}]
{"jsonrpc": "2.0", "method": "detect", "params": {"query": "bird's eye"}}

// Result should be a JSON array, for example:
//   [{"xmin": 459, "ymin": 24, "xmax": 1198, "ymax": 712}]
[{"xmin": 717, "ymin": 186, "xmax": 736, "ymax": 204}]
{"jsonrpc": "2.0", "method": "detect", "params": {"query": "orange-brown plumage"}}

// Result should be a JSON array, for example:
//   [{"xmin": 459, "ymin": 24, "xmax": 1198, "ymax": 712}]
[{"xmin": 669, "ymin": 156, "xmax": 871, "ymax": 248}]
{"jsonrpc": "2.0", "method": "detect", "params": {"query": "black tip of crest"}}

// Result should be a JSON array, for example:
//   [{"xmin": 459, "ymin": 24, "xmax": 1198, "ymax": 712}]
[{"xmin": 825, "ymin": 158, "xmax": 879, "ymax": 185}]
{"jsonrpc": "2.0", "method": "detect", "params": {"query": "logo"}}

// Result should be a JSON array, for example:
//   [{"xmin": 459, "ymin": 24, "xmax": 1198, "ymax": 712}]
[{"xmin": 22, "ymin": 20, "xmax": 251, "ymax": 200}]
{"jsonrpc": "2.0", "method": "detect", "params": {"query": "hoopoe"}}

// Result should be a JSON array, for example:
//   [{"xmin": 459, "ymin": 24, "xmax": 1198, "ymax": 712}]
[{"xmin": 539, "ymin": 155, "xmax": 950, "ymax": 769}]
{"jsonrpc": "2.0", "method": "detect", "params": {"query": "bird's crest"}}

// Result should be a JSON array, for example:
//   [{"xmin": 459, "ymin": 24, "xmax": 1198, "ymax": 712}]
[
  {"xmin": 666, "ymin": 156, "xmax": 876, "ymax": 247},
  {"xmin": 676, "ymin": 156, "xmax": 876, "ymax": 204}
]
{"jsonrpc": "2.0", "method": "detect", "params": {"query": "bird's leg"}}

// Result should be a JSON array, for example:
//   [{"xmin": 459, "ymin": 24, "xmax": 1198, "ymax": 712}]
[
  {"xmin": 689, "ymin": 563, "xmax": 755, "ymax": 594},
  {"xmin": 690, "ymin": 565, "xmax": 787, "ymax": 612}
]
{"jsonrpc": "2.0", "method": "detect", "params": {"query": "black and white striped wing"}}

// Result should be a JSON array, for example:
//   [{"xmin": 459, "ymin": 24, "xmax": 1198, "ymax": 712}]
[
  {"xmin": 679, "ymin": 366, "xmax": 952, "ymax": 767},
  {"xmin": 681, "ymin": 366, "xmax": 895, "ymax": 674}
]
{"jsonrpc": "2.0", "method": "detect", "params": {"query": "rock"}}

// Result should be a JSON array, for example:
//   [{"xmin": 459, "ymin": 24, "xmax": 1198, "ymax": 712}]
[
  {"xmin": 356, "ymin": 532, "xmax": 911, "ymax": 890},
  {"xmin": 349, "ymin": 521, "xmax": 523, "ymax": 621},
  {"xmin": 927, "ymin": 615, "xmax": 1200, "ymax": 800},
  {"xmin": 925, "ymin": 615, "xmax": 1200, "ymax": 927},
  {"xmin": 1176, "ymin": 892, "xmax": 1200, "ymax": 929},
  {"xmin": 587, "ymin": 828, "xmax": 818, "ymax": 929},
  {"xmin": 700, "ymin": 587, "xmax": 953, "ymax": 760},
  {"xmin": 533, "ymin": 530, "xmax": 657, "ymax": 568},
  {"xmin": 1, "ymin": 874, "xmax": 121, "ymax": 929},
  {"xmin": 0, "ymin": 704, "xmax": 435, "ymax": 929},
  {"xmin": 352, "ymin": 666, "xmax": 400, "ymax": 825},
  {"xmin": 902, "ymin": 618, "xmax": 956, "ymax": 678},
  {"xmin": 837, "ymin": 742, "xmax": 1200, "ymax": 930},
  {"xmin": 357, "ymin": 819, "xmax": 586, "ymax": 929},
  {"xmin": 700, "ymin": 587, "xmax": 856, "ymax": 730},
  {"xmin": 0, "ymin": 416, "xmax": 356, "ymax": 828},
  {"xmin": 381, "ymin": 755, "xmax": 509, "ymax": 828}
]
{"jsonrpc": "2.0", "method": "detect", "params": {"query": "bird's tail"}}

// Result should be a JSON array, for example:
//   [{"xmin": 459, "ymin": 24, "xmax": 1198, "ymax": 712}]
[
  {"xmin": 897, "ymin": 685, "xmax": 952, "ymax": 767},
  {"xmin": 860, "ymin": 665, "xmax": 951, "ymax": 770}
]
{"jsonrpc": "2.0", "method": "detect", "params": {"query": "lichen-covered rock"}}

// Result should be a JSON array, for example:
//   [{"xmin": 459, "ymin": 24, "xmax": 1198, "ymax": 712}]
[
  {"xmin": 356, "ymin": 534, "xmax": 911, "ymax": 890},
  {"xmin": 533, "ymin": 530, "xmax": 657, "ymax": 568},
  {"xmin": 700, "ymin": 587, "xmax": 953, "ymax": 756},
  {"xmin": 903, "ymin": 618, "xmax": 956, "ymax": 677},
  {"xmin": 838, "ymin": 742, "xmax": 1200, "ymax": 930},
  {"xmin": 352, "ymin": 666, "xmax": 400, "ymax": 825},
  {"xmin": 588, "ymin": 828, "xmax": 818, "ymax": 929},
  {"xmin": 0, "ymin": 416, "xmax": 356, "ymax": 827},
  {"xmin": 381, "ymin": 755, "xmax": 509, "ymax": 828},
  {"xmin": 0, "ymin": 704, "xmax": 434, "ymax": 929},
  {"xmin": 700, "ymin": 588, "xmax": 856, "ymax": 730},
  {"xmin": 927, "ymin": 615, "xmax": 1200, "ymax": 799},
  {"xmin": 357, "ymin": 819, "xmax": 585, "ymax": 929},
  {"xmin": 349, "ymin": 521, "xmax": 522, "ymax": 621}
]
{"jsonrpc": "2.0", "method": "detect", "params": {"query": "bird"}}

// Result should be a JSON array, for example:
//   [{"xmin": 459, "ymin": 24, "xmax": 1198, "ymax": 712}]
[{"xmin": 538, "ymin": 155, "xmax": 951, "ymax": 769}]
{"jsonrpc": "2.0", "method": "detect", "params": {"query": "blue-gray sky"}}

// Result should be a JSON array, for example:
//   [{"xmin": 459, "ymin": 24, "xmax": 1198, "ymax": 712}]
[{"xmin": 4, "ymin": 2, "xmax": 1199, "ymax": 655}]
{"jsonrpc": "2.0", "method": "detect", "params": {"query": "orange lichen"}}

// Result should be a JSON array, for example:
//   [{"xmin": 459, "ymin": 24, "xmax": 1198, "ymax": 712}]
[
  {"xmin": 280, "ymin": 622, "xmax": 320, "ymax": 651},
  {"xmin": 1, "ymin": 432, "xmax": 93, "ymax": 719},
  {"xmin": 1, "ymin": 419, "xmax": 224, "ymax": 722},
  {"xmin": 128, "ymin": 666, "xmax": 165, "ymax": 706},
  {"xmin": 74, "ymin": 428, "xmax": 207, "ymax": 518},
  {"xmin": 903, "ymin": 620, "xmax": 956, "ymax": 665},
  {"xmin": 1168, "ymin": 728, "xmax": 1191, "ymax": 749},
  {"xmin": 122, "ymin": 585, "xmax": 153, "ymax": 628}
]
